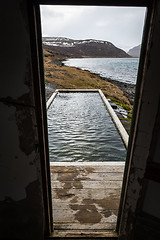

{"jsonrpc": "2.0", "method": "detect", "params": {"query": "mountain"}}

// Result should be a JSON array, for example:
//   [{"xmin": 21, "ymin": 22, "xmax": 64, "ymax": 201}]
[
  {"xmin": 127, "ymin": 44, "xmax": 141, "ymax": 57},
  {"xmin": 42, "ymin": 37, "xmax": 130, "ymax": 58}
]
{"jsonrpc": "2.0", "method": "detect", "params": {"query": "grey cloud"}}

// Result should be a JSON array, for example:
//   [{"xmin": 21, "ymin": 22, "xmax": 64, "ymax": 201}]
[
  {"xmin": 40, "ymin": 6, "xmax": 146, "ymax": 51},
  {"xmin": 40, "ymin": 5, "xmax": 64, "ymax": 18}
]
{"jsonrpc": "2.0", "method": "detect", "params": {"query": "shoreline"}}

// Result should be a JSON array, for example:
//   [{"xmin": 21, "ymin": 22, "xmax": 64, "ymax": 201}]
[
  {"xmin": 45, "ymin": 66, "xmax": 135, "ymax": 106},
  {"xmin": 53, "ymin": 57, "xmax": 135, "ymax": 105},
  {"xmin": 102, "ymin": 78, "xmax": 135, "ymax": 105},
  {"xmin": 44, "ymin": 49, "xmax": 134, "ymax": 133},
  {"xmin": 61, "ymin": 60, "xmax": 136, "ymax": 106},
  {"xmin": 45, "ymin": 55, "xmax": 136, "ymax": 106}
]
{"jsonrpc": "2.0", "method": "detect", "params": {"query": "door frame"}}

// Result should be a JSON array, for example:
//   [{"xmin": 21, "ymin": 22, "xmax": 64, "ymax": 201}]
[{"xmin": 28, "ymin": 0, "xmax": 154, "ymax": 237}]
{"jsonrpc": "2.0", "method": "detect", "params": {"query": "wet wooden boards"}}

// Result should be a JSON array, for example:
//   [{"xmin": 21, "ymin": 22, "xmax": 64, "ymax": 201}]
[{"xmin": 50, "ymin": 162, "xmax": 124, "ymax": 238}]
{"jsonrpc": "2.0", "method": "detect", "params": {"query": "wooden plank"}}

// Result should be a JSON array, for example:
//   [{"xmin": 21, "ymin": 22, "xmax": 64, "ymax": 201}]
[
  {"xmin": 50, "ymin": 163, "xmax": 123, "ymax": 234},
  {"xmin": 51, "ymin": 172, "xmax": 124, "ymax": 181},
  {"xmin": 53, "ymin": 222, "xmax": 116, "ymax": 230},
  {"xmin": 53, "ymin": 218, "xmax": 117, "ymax": 225},
  {"xmin": 50, "ymin": 165, "xmax": 124, "ymax": 173},
  {"xmin": 52, "ymin": 188, "xmax": 121, "ymax": 200},
  {"xmin": 52, "ymin": 201, "xmax": 120, "ymax": 210},
  {"xmin": 51, "ymin": 180, "xmax": 122, "ymax": 189},
  {"xmin": 53, "ymin": 209, "xmax": 118, "ymax": 222},
  {"xmin": 51, "ymin": 230, "xmax": 118, "ymax": 238}
]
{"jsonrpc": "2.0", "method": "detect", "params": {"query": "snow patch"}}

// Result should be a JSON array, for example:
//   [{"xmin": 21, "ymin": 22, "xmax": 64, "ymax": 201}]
[{"xmin": 43, "ymin": 37, "xmax": 111, "ymax": 48}]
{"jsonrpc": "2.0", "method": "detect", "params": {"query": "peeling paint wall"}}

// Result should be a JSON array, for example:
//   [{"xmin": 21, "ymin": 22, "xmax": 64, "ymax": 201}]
[
  {"xmin": 0, "ymin": 1, "xmax": 44, "ymax": 239},
  {"xmin": 1, "ymin": 1, "xmax": 160, "ymax": 240},
  {"xmin": 119, "ymin": 1, "xmax": 160, "ymax": 239}
]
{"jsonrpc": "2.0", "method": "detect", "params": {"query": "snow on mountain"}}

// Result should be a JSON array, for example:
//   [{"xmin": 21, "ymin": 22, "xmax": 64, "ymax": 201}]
[
  {"xmin": 43, "ymin": 37, "xmax": 112, "ymax": 48},
  {"xmin": 42, "ymin": 37, "xmax": 129, "ymax": 58}
]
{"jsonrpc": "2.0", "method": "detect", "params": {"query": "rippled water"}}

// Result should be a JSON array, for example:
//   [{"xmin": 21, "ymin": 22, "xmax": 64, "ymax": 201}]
[
  {"xmin": 47, "ymin": 92, "xmax": 126, "ymax": 162},
  {"xmin": 63, "ymin": 58, "xmax": 139, "ymax": 84}
]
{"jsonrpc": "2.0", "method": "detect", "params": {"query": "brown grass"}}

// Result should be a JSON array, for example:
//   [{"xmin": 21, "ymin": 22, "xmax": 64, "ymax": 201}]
[{"xmin": 43, "ymin": 49, "xmax": 131, "ymax": 107}]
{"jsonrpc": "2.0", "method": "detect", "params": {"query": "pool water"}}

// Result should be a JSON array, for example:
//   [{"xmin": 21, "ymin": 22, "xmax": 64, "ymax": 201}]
[{"xmin": 47, "ymin": 92, "xmax": 126, "ymax": 162}]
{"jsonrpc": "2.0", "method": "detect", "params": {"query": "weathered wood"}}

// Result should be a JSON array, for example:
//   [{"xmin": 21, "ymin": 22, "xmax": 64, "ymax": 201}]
[
  {"xmin": 53, "ymin": 209, "xmax": 118, "ymax": 222},
  {"xmin": 54, "ymin": 222, "xmax": 116, "ymax": 230},
  {"xmin": 53, "ymin": 201, "xmax": 119, "ymax": 210},
  {"xmin": 51, "ymin": 172, "xmax": 124, "ymax": 181},
  {"xmin": 50, "ymin": 163, "xmax": 123, "ymax": 236},
  {"xmin": 51, "ymin": 230, "xmax": 118, "ymax": 238},
  {"xmin": 52, "ymin": 180, "xmax": 122, "ymax": 189},
  {"xmin": 50, "ymin": 164, "xmax": 124, "ymax": 173},
  {"xmin": 52, "ymin": 188, "xmax": 121, "ymax": 201}
]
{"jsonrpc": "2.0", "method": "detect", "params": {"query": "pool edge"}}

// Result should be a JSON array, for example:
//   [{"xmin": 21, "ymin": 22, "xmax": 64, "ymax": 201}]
[{"xmin": 47, "ymin": 89, "xmax": 129, "ymax": 149}]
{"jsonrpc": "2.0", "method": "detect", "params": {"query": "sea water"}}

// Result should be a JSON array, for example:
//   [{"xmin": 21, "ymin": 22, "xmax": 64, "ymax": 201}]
[
  {"xmin": 47, "ymin": 92, "xmax": 126, "ymax": 162},
  {"xmin": 63, "ymin": 58, "xmax": 139, "ymax": 85}
]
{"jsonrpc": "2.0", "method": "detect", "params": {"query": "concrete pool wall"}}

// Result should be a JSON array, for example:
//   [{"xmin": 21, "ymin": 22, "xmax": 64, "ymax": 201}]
[{"xmin": 47, "ymin": 89, "xmax": 129, "ymax": 149}]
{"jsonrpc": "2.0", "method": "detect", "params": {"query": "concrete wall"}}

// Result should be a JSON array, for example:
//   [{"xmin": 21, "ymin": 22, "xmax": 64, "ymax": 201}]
[
  {"xmin": 1, "ymin": 1, "xmax": 160, "ymax": 240},
  {"xmin": 0, "ymin": 1, "xmax": 44, "ymax": 239}
]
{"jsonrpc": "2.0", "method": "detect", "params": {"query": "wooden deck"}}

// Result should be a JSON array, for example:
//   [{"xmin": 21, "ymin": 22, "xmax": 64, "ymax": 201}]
[{"xmin": 50, "ymin": 162, "xmax": 125, "ymax": 238}]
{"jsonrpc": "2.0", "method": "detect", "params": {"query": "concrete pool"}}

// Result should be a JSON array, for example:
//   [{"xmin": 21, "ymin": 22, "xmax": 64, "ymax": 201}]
[{"xmin": 47, "ymin": 89, "xmax": 128, "ymax": 162}]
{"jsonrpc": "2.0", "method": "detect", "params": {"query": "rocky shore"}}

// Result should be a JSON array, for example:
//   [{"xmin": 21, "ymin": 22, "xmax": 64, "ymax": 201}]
[
  {"xmin": 45, "ymin": 54, "xmax": 135, "ymax": 105},
  {"xmin": 45, "ymin": 74, "xmax": 135, "ymax": 106},
  {"xmin": 43, "ymin": 49, "xmax": 134, "ymax": 133},
  {"xmin": 102, "ymin": 78, "xmax": 135, "ymax": 105}
]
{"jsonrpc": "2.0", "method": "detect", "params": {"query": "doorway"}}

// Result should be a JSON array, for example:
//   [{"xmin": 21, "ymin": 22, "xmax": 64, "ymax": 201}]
[{"xmin": 30, "ymin": 0, "xmax": 152, "ymax": 236}]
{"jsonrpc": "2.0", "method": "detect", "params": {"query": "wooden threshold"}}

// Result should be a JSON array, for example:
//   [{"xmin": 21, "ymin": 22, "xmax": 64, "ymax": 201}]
[
  {"xmin": 50, "ymin": 162, "xmax": 124, "ymax": 239},
  {"xmin": 46, "ymin": 231, "xmax": 118, "ymax": 239}
]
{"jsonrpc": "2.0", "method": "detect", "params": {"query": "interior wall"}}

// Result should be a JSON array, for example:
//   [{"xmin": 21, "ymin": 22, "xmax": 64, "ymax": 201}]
[
  {"xmin": 119, "ymin": 1, "xmax": 160, "ymax": 239},
  {"xmin": 1, "ymin": 1, "xmax": 160, "ymax": 240},
  {"xmin": 0, "ymin": 1, "xmax": 44, "ymax": 239}
]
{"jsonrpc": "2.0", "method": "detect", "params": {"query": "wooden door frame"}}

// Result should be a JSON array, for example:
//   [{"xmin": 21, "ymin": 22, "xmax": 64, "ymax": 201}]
[
  {"xmin": 27, "ymin": 2, "xmax": 53, "ymax": 235},
  {"xmin": 28, "ymin": 0, "xmax": 154, "ymax": 237}
]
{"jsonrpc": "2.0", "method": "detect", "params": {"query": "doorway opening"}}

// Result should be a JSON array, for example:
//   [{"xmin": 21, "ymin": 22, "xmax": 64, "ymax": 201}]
[{"xmin": 38, "ymin": 3, "xmax": 147, "ymax": 238}]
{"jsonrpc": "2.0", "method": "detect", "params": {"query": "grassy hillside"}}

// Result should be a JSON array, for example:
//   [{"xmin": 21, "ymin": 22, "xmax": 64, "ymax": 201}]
[
  {"xmin": 43, "ymin": 49, "xmax": 130, "ymax": 106},
  {"xmin": 43, "ymin": 48, "xmax": 132, "ymax": 133}
]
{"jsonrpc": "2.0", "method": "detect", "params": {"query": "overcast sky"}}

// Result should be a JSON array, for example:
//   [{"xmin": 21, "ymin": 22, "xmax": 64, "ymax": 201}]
[{"xmin": 40, "ymin": 5, "xmax": 146, "ymax": 52}]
